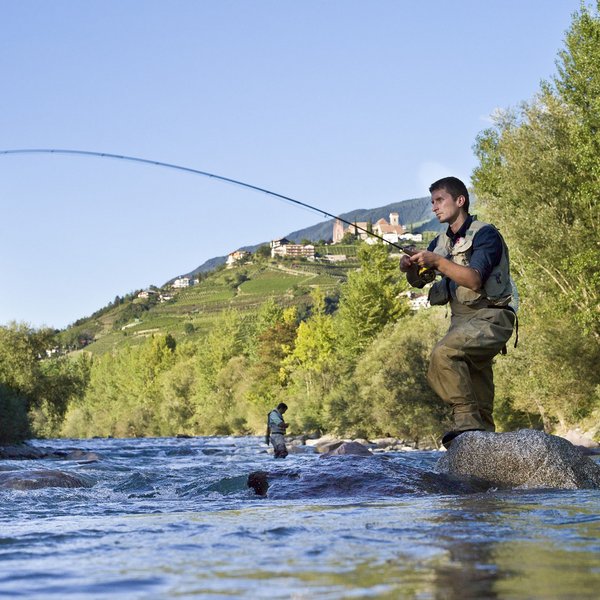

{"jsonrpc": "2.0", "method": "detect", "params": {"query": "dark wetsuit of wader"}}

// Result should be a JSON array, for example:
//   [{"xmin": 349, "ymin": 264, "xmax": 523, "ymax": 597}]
[{"xmin": 425, "ymin": 216, "xmax": 516, "ymax": 432}]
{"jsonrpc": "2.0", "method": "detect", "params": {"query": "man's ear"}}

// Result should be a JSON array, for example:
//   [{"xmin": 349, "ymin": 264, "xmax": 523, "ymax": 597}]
[{"xmin": 456, "ymin": 195, "xmax": 466, "ymax": 208}]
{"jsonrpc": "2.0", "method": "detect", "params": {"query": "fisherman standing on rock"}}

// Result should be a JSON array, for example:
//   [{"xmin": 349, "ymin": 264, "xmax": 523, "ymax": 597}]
[
  {"xmin": 400, "ymin": 177, "xmax": 516, "ymax": 449},
  {"xmin": 266, "ymin": 403, "xmax": 289, "ymax": 458}
]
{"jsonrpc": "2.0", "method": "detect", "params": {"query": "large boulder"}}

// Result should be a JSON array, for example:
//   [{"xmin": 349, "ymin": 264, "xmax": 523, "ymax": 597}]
[
  {"xmin": 320, "ymin": 441, "xmax": 373, "ymax": 458},
  {"xmin": 436, "ymin": 429, "xmax": 600, "ymax": 489},
  {"xmin": 305, "ymin": 436, "xmax": 346, "ymax": 454}
]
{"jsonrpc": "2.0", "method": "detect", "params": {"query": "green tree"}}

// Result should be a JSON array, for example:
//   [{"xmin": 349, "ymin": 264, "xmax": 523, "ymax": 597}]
[
  {"xmin": 61, "ymin": 334, "xmax": 176, "ymax": 438},
  {"xmin": 189, "ymin": 310, "xmax": 247, "ymax": 434},
  {"xmin": 471, "ymin": 2, "xmax": 600, "ymax": 432},
  {"xmin": 336, "ymin": 243, "xmax": 410, "ymax": 357},
  {"xmin": 351, "ymin": 309, "xmax": 450, "ymax": 445},
  {"xmin": 282, "ymin": 289, "xmax": 338, "ymax": 431},
  {"xmin": 0, "ymin": 323, "xmax": 89, "ymax": 443},
  {"xmin": 244, "ymin": 305, "xmax": 298, "ymax": 431}
]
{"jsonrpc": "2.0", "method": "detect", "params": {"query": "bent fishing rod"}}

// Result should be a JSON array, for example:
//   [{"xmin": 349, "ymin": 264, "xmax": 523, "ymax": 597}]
[{"xmin": 0, "ymin": 148, "xmax": 421, "ymax": 256}]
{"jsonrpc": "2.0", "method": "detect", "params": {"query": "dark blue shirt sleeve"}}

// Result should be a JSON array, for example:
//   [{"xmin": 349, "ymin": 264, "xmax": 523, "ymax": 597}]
[{"xmin": 468, "ymin": 225, "xmax": 503, "ymax": 283}]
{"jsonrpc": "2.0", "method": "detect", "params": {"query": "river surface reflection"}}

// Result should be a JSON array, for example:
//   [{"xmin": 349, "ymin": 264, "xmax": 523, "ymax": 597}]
[{"xmin": 0, "ymin": 436, "xmax": 598, "ymax": 599}]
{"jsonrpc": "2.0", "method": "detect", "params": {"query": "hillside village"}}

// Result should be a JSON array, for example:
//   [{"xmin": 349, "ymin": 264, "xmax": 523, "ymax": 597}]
[
  {"xmin": 169, "ymin": 211, "xmax": 431, "ymax": 312},
  {"xmin": 226, "ymin": 211, "xmax": 424, "ymax": 267}
]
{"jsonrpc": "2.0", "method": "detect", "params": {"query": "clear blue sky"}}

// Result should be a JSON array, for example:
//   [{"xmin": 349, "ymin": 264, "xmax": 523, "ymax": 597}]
[{"xmin": 0, "ymin": 0, "xmax": 582, "ymax": 329}]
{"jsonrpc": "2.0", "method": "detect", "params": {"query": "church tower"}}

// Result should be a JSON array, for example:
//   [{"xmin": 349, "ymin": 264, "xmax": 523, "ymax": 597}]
[{"xmin": 333, "ymin": 218, "xmax": 345, "ymax": 243}]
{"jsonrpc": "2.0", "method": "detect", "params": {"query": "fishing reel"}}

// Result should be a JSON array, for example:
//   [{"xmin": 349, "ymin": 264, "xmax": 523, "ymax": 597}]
[
  {"xmin": 400, "ymin": 246, "xmax": 437, "ymax": 287},
  {"xmin": 418, "ymin": 267, "xmax": 436, "ymax": 284}
]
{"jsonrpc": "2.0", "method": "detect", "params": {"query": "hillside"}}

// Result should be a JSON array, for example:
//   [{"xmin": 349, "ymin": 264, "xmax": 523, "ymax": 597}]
[
  {"xmin": 185, "ymin": 195, "xmax": 442, "ymax": 276},
  {"xmin": 61, "ymin": 194, "xmax": 443, "ymax": 353},
  {"xmin": 60, "ymin": 255, "xmax": 360, "ymax": 355}
]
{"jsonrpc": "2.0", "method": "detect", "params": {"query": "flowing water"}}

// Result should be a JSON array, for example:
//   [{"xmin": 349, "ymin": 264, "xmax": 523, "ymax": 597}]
[{"xmin": 1, "ymin": 436, "xmax": 599, "ymax": 599}]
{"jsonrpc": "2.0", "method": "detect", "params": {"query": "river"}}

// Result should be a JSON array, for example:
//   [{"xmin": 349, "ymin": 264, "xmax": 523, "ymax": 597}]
[{"xmin": 1, "ymin": 436, "xmax": 599, "ymax": 599}]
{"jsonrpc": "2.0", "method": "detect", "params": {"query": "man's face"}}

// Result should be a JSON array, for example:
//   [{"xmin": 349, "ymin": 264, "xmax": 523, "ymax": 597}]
[{"xmin": 430, "ymin": 187, "xmax": 464, "ymax": 224}]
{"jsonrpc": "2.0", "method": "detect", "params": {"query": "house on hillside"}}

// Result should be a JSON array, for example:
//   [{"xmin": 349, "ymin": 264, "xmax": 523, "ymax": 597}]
[
  {"xmin": 372, "ymin": 213, "xmax": 405, "ymax": 244},
  {"xmin": 137, "ymin": 289, "xmax": 158, "ymax": 299},
  {"xmin": 322, "ymin": 254, "xmax": 347, "ymax": 262},
  {"xmin": 172, "ymin": 276, "xmax": 193, "ymax": 289},
  {"xmin": 226, "ymin": 250, "xmax": 250, "ymax": 268},
  {"xmin": 270, "ymin": 238, "xmax": 315, "ymax": 259}
]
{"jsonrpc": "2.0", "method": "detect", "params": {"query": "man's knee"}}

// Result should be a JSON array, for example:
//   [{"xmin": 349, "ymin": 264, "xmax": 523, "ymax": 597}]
[{"xmin": 428, "ymin": 341, "xmax": 456, "ymax": 376}]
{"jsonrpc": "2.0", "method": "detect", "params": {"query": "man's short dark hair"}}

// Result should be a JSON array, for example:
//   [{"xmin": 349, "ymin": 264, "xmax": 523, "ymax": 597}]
[
  {"xmin": 429, "ymin": 176, "xmax": 470, "ymax": 212},
  {"xmin": 277, "ymin": 402, "xmax": 288, "ymax": 412}
]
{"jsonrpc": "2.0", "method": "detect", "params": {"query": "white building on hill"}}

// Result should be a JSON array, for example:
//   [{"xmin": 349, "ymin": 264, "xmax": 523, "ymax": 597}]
[
  {"xmin": 270, "ymin": 238, "xmax": 315, "ymax": 259},
  {"xmin": 172, "ymin": 276, "xmax": 193, "ymax": 289}
]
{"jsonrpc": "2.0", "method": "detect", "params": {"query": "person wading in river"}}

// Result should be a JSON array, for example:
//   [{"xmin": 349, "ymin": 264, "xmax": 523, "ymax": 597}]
[
  {"xmin": 400, "ymin": 176, "xmax": 516, "ymax": 449},
  {"xmin": 266, "ymin": 403, "xmax": 289, "ymax": 458}
]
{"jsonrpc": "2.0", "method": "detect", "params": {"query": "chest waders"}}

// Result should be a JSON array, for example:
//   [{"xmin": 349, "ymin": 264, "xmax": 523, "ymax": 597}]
[{"xmin": 425, "ymin": 220, "xmax": 517, "ymax": 434}]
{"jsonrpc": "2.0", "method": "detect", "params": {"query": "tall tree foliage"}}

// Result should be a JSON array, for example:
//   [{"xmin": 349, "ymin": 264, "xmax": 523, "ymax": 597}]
[
  {"xmin": 351, "ymin": 309, "xmax": 450, "ymax": 444},
  {"xmin": 0, "ymin": 323, "xmax": 90, "ymax": 443},
  {"xmin": 243, "ymin": 305, "xmax": 298, "ymax": 432},
  {"xmin": 62, "ymin": 334, "xmax": 176, "ymax": 437},
  {"xmin": 336, "ymin": 244, "xmax": 410, "ymax": 357},
  {"xmin": 472, "ymin": 2, "xmax": 600, "ymax": 431},
  {"xmin": 282, "ymin": 289, "xmax": 338, "ymax": 431}
]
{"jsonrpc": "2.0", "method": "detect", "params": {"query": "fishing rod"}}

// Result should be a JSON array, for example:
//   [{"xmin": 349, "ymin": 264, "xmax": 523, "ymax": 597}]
[{"xmin": 0, "ymin": 148, "xmax": 426, "ymax": 259}]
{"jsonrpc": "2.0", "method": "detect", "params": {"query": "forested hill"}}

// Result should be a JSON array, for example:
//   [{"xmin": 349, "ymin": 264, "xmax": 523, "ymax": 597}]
[{"xmin": 186, "ymin": 195, "xmax": 442, "ymax": 276}]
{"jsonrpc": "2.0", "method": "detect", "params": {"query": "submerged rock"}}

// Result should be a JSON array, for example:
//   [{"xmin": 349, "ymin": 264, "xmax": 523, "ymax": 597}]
[
  {"xmin": 0, "ymin": 443, "xmax": 101, "ymax": 462},
  {"xmin": 436, "ymin": 429, "xmax": 600, "ymax": 490},
  {"xmin": 0, "ymin": 469, "xmax": 93, "ymax": 490},
  {"xmin": 248, "ymin": 454, "xmax": 491, "ymax": 498},
  {"xmin": 0, "ymin": 443, "xmax": 50, "ymax": 460},
  {"xmin": 63, "ymin": 450, "xmax": 101, "ymax": 462}
]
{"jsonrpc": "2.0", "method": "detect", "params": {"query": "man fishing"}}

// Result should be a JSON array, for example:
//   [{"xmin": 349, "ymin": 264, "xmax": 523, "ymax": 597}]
[
  {"xmin": 0, "ymin": 151, "xmax": 514, "ymax": 452},
  {"xmin": 266, "ymin": 402, "xmax": 289, "ymax": 458},
  {"xmin": 400, "ymin": 177, "xmax": 516, "ymax": 449}
]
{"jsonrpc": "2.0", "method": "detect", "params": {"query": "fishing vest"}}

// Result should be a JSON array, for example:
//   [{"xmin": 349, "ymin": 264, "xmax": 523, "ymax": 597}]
[
  {"xmin": 429, "ymin": 219, "xmax": 512, "ymax": 307},
  {"xmin": 267, "ymin": 410, "xmax": 286, "ymax": 434}
]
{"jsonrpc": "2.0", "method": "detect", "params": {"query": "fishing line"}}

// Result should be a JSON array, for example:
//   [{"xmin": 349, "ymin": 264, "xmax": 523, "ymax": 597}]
[{"xmin": 0, "ymin": 148, "xmax": 413, "ymax": 253}]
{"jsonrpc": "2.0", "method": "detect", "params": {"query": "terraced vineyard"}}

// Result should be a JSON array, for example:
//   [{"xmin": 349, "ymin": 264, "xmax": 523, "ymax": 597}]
[{"xmin": 68, "ymin": 258, "xmax": 353, "ymax": 355}]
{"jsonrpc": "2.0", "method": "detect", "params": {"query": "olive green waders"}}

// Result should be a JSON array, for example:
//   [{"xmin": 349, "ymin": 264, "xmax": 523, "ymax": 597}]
[
  {"xmin": 269, "ymin": 433, "xmax": 288, "ymax": 458},
  {"xmin": 427, "ymin": 300, "xmax": 515, "ymax": 432}
]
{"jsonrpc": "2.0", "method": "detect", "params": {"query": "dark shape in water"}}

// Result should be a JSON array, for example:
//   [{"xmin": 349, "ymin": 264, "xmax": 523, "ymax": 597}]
[
  {"xmin": 248, "ymin": 454, "xmax": 490, "ymax": 498},
  {"xmin": 247, "ymin": 471, "xmax": 269, "ymax": 496}
]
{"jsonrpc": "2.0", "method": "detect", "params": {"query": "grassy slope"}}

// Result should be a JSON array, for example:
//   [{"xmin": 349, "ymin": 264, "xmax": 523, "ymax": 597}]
[{"xmin": 68, "ymin": 257, "xmax": 356, "ymax": 355}]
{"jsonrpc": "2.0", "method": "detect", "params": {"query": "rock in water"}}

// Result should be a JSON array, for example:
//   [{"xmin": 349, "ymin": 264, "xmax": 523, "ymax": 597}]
[
  {"xmin": 436, "ymin": 429, "xmax": 600, "ymax": 489},
  {"xmin": 320, "ymin": 441, "xmax": 373, "ymax": 458},
  {"xmin": 0, "ymin": 469, "xmax": 93, "ymax": 490},
  {"xmin": 247, "ymin": 471, "xmax": 269, "ymax": 496}
]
